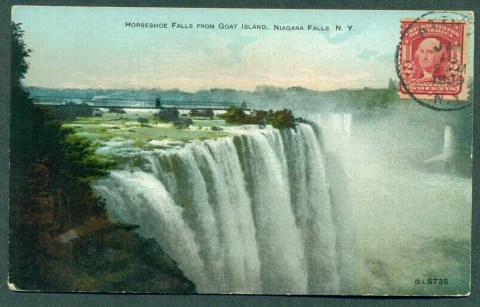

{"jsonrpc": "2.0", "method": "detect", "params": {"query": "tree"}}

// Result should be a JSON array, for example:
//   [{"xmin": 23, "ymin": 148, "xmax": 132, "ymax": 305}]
[
  {"xmin": 10, "ymin": 23, "xmax": 34, "ymax": 180},
  {"xmin": 158, "ymin": 108, "xmax": 179, "ymax": 122},
  {"xmin": 189, "ymin": 109, "xmax": 214, "ymax": 118},
  {"xmin": 388, "ymin": 78, "xmax": 397, "ymax": 90},
  {"xmin": 108, "ymin": 106, "xmax": 126, "ymax": 117},
  {"xmin": 9, "ymin": 23, "xmax": 195, "ymax": 293},
  {"xmin": 219, "ymin": 106, "xmax": 295, "ymax": 129},
  {"xmin": 11, "ymin": 23, "xmax": 32, "ymax": 88},
  {"xmin": 10, "ymin": 21, "xmax": 44, "ymax": 289},
  {"xmin": 137, "ymin": 117, "xmax": 149, "ymax": 126},
  {"xmin": 219, "ymin": 106, "xmax": 247, "ymax": 124},
  {"xmin": 268, "ymin": 109, "xmax": 295, "ymax": 129},
  {"xmin": 10, "ymin": 22, "xmax": 114, "ymax": 289}
]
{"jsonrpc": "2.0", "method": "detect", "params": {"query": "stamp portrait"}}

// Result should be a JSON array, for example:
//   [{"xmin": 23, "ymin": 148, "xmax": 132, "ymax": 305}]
[{"xmin": 399, "ymin": 19, "xmax": 469, "ymax": 101}]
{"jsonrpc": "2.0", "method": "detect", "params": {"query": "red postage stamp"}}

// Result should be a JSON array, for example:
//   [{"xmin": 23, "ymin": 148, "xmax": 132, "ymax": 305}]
[{"xmin": 399, "ymin": 19, "xmax": 469, "ymax": 101}]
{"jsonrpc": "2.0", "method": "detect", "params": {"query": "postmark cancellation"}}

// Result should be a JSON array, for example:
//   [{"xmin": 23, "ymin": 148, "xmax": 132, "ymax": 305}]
[{"xmin": 399, "ymin": 18, "xmax": 470, "ymax": 101}]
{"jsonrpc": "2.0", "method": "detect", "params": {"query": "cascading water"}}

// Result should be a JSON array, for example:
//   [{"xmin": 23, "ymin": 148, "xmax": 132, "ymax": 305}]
[
  {"xmin": 442, "ymin": 125, "xmax": 454, "ymax": 157},
  {"xmin": 93, "ymin": 122, "xmax": 353, "ymax": 294}
]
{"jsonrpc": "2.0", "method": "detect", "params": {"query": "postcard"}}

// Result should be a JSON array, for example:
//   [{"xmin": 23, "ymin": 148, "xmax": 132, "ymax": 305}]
[{"xmin": 9, "ymin": 6, "xmax": 473, "ymax": 296}]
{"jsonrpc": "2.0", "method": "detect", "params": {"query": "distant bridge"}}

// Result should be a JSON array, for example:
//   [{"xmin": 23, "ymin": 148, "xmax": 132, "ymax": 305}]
[{"xmin": 32, "ymin": 96, "xmax": 250, "ymax": 111}]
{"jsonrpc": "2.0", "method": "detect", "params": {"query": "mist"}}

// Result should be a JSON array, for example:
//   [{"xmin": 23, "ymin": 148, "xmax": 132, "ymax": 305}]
[
  {"xmin": 35, "ymin": 85, "xmax": 472, "ymax": 294},
  {"xmin": 306, "ymin": 101, "xmax": 471, "ymax": 294}
]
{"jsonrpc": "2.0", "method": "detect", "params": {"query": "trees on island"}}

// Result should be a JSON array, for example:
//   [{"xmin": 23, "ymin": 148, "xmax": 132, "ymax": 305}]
[{"xmin": 219, "ymin": 107, "xmax": 295, "ymax": 129}]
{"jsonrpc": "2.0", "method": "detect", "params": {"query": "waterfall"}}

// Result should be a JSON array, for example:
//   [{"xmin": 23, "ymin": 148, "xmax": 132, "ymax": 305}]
[
  {"xmin": 443, "ymin": 125, "xmax": 454, "ymax": 157},
  {"xmin": 424, "ymin": 125, "xmax": 456, "ymax": 165},
  {"xmin": 93, "ymin": 123, "xmax": 353, "ymax": 294}
]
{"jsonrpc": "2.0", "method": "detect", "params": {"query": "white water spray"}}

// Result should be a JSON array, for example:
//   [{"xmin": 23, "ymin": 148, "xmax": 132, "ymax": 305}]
[{"xmin": 93, "ymin": 123, "xmax": 353, "ymax": 294}]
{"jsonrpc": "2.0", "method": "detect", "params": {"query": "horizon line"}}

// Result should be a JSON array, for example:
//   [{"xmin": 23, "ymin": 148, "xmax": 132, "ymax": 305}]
[{"xmin": 26, "ymin": 84, "xmax": 393, "ymax": 94}]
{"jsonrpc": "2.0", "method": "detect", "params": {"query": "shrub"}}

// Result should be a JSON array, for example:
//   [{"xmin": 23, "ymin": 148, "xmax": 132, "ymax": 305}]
[
  {"xmin": 251, "ymin": 110, "xmax": 269, "ymax": 125},
  {"xmin": 268, "ymin": 109, "xmax": 295, "ymax": 129},
  {"xmin": 219, "ymin": 107, "xmax": 295, "ymax": 129},
  {"xmin": 108, "ymin": 107, "xmax": 126, "ymax": 115},
  {"xmin": 158, "ymin": 108, "xmax": 179, "ymax": 122},
  {"xmin": 189, "ymin": 109, "xmax": 214, "ymax": 118},
  {"xmin": 137, "ymin": 117, "xmax": 149, "ymax": 126},
  {"xmin": 174, "ymin": 118, "xmax": 193, "ymax": 129},
  {"xmin": 219, "ymin": 107, "xmax": 247, "ymax": 124}
]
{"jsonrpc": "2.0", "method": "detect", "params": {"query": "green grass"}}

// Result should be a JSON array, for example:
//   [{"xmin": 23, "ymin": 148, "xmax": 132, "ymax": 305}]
[
  {"xmin": 191, "ymin": 118, "xmax": 228, "ymax": 128},
  {"xmin": 63, "ymin": 113, "xmax": 229, "ymax": 151}
]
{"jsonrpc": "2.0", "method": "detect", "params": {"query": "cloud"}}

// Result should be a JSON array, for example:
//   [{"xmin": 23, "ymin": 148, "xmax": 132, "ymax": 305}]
[
  {"xmin": 377, "ymin": 53, "xmax": 395, "ymax": 63},
  {"xmin": 321, "ymin": 23, "xmax": 365, "ymax": 45},
  {"xmin": 20, "ymin": 8, "xmax": 400, "ymax": 91},
  {"xmin": 357, "ymin": 49, "xmax": 378, "ymax": 60}
]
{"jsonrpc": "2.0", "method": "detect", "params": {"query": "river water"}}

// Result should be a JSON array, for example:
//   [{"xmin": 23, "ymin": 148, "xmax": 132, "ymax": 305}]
[{"xmin": 92, "ymin": 107, "xmax": 471, "ymax": 295}]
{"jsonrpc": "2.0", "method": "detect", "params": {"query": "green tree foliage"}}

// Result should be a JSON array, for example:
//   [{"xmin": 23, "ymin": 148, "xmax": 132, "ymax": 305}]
[
  {"xmin": 108, "ymin": 106, "xmax": 126, "ymax": 116},
  {"xmin": 219, "ymin": 107, "xmax": 295, "ymax": 129},
  {"xmin": 174, "ymin": 117, "xmax": 193, "ymax": 128},
  {"xmin": 11, "ymin": 23, "xmax": 31, "ymax": 88},
  {"xmin": 10, "ymin": 23, "xmax": 34, "ymax": 180},
  {"xmin": 268, "ymin": 109, "xmax": 295, "ymax": 129},
  {"xmin": 189, "ymin": 109, "xmax": 214, "ymax": 118},
  {"xmin": 9, "ymin": 22, "xmax": 114, "ymax": 289},
  {"xmin": 388, "ymin": 78, "xmax": 398, "ymax": 90},
  {"xmin": 158, "ymin": 108, "xmax": 180, "ymax": 121},
  {"xmin": 221, "ymin": 107, "xmax": 248, "ymax": 124},
  {"xmin": 9, "ymin": 23, "xmax": 196, "ymax": 294},
  {"xmin": 137, "ymin": 117, "xmax": 149, "ymax": 126},
  {"xmin": 345, "ymin": 87, "xmax": 397, "ymax": 112}
]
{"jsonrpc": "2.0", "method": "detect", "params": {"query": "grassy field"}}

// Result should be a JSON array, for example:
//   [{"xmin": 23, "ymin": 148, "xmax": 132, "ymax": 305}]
[{"xmin": 63, "ymin": 113, "xmax": 230, "ymax": 151}]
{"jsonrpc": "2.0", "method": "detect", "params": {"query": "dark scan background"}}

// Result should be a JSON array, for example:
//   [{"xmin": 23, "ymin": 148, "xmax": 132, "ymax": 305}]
[{"xmin": 0, "ymin": 0, "xmax": 479, "ymax": 306}]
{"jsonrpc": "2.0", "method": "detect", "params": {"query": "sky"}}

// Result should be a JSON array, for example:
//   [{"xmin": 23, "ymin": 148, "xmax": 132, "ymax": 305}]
[{"xmin": 11, "ymin": 7, "xmax": 473, "ymax": 92}]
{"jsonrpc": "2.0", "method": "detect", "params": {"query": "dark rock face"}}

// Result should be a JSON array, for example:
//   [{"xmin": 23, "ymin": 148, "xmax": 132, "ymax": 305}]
[
  {"xmin": 11, "ymin": 160, "xmax": 196, "ymax": 293},
  {"xmin": 10, "ymin": 22, "xmax": 196, "ymax": 293},
  {"xmin": 57, "ymin": 225, "xmax": 196, "ymax": 293}
]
